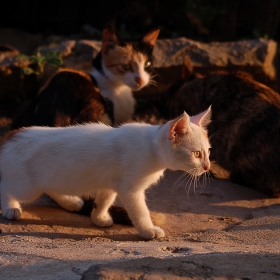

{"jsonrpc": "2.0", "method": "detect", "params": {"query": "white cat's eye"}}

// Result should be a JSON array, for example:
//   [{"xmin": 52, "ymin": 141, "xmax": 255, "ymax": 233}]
[
  {"xmin": 122, "ymin": 63, "xmax": 131, "ymax": 71},
  {"xmin": 193, "ymin": 151, "xmax": 202, "ymax": 158},
  {"xmin": 144, "ymin": 60, "xmax": 152, "ymax": 68}
]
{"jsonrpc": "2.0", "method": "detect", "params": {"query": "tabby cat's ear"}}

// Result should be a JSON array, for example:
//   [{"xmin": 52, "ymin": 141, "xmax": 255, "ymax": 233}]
[
  {"xmin": 181, "ymin": 56, "xmax": 193, "ymax": 80},
  {"xmin": 190, "ymin": 106, "xmax": 212, "ymax": 130},
  {"xmin": 102, "ymin": 24, "xmax": 124, "ymax": 53},
  {"xmin": 169, "ymin": 112, "xmax": 190, "ymax": 142},
  {"xmin": 141, "ymin": 29, "xmax": 160, "ymax": 47}
]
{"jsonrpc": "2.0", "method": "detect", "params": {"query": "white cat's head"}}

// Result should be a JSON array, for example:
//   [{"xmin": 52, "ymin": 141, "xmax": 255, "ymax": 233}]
[
  {"xmin": 98, "ymin": 24, "xmax": 159, "ymax": 91},
  {"xmin": 158, "ymin": 107, "xmax": 212, "ymax": 176}
]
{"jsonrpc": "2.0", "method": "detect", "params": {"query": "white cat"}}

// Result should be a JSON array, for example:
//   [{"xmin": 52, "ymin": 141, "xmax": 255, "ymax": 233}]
[{"xmin": 0, "ymin": 108, "xmax": 211, "ymax": 239}]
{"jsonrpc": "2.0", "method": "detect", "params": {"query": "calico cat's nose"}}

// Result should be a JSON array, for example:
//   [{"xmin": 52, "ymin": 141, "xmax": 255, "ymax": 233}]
[
  {"xmin": 135, "ymin": 77, "xmax": 144, "ymax": 86},
  {"xmin": 204, "ymin": 165, "xmax": 210, "ymax": 171}
]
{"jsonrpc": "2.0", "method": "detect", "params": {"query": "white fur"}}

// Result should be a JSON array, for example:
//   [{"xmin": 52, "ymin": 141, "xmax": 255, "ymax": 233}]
[
  {"xmin": 90, "ymin": 68, "xmax": 136, "ymax": 125},
  {"xmin": 0, "ymin": 109, "xmax": 211, "ymax": 239},
  {"xmin": 89, "ymin": 55, "xmax": 150, "ymax": 125}
]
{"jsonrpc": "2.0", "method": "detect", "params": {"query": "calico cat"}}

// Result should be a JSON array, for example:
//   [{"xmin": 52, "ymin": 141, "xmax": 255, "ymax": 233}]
[
  {"xmin": 11, "ymin": 24, "xmax": 160, "ymax": 129},
  {"xmin": 162, "ymin": 60, "xmax": 280, "ymax": 197},
  {"xmin": 0, "ymin": 108, "xmax": 211, "ymax": 239}
]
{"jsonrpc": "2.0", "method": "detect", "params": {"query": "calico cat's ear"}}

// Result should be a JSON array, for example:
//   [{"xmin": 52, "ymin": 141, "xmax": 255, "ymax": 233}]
[
  {"xmin": 169, "ymin": 112, "xmax": 190, "ymax": 142},
  {"xmin": 102, "ymin": 24, "xmax": 124, "ymax": 53},
  {"xmin": 190, "ymin": 106, "xmax": 212, "ymax": 130},
  {"xmin": 141, "ymin": 29, "xmax": 160, "ymax": 47}
]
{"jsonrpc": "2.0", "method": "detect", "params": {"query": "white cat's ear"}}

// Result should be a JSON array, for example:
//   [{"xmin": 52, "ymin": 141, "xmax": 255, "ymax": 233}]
[
  {"xmin": 102, "ymin": 24, "xmax": 124, "ymax": 53},
  {"xmin": 169, "ymin": 112, "xmax": 190, "ymax": 142},
  {"xmin": 141, "ymin": 29, "xmax": 160, "ymax": 47},
  {"xmin": 190, "ymin": 106, "xmax": 212, "ymax": 130}
]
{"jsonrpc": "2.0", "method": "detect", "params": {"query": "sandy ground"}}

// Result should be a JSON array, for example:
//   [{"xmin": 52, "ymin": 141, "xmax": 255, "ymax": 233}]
[{"xmin": 0, "ymin": 170, "xmax": 280, "ymax": 279}]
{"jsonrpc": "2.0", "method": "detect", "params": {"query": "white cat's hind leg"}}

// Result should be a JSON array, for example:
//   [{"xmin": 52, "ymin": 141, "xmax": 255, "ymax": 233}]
[
  {"xmin": 47, "ymin": 194, "xmax": 84, "ymax": 212},
  {"xmin": 1, "ymin": 192, "xmax": 22, "ymax": 220},
  {"xmin": 91, "ymin": 190, "xmax": 117, "ymax": 227}
]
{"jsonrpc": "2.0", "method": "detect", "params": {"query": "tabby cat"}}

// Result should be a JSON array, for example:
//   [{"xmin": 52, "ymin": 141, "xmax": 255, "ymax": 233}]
[{"xmin": 160, "ymin": 60, "xmax": 280, "ymax": 197}]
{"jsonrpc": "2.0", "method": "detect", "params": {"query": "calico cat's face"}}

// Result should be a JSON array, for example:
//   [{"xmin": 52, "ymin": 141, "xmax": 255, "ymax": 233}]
[
  {"xmin": 101, "ymin": 25, "xmax": 159, "ymax": 90},
  {"xmin": 159, "ymin": 107, "xmax": 212, "ymax": 176}
]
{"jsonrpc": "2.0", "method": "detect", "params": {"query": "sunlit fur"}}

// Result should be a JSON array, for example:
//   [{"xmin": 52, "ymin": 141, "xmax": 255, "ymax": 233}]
[{"xmin": 0, "ymin": 108, "xmax": 211, "ymax": 240}]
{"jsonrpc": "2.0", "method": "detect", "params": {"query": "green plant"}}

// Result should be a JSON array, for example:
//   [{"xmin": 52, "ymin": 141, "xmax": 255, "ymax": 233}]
[{"xmin": 17, "ymin": 51, "xmax": 63, "ymax": 77}]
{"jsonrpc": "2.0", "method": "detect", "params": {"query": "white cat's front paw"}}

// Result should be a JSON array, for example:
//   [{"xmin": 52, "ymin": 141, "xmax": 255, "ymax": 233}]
[
  {"xmin": 91, "ymin": 209, "xmax": 113, "ymax": 227},
  {"xmin": 139, "ymin": 226, "xmax": 165, "ymax": 240},
  {"xmin": 2, "ymin": 207, "xmax": 22, "ymax": 220}
]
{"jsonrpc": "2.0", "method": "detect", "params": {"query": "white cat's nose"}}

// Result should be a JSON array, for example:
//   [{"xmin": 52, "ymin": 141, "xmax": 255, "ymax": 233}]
[{"xmin": 204, "ymin": 165, "xmax": 210, "ymax": 171}]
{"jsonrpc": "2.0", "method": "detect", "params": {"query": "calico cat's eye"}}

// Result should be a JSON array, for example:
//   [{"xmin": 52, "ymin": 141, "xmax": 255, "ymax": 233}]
[
  {"xmin": 193, "ymin": 151, "xmax": 202, "ymax": 158},
  {"xmin": 122, "ymin": 63, "xmax": 131, "ymax": 71},
  {"xmin": 144, "ymin": 60, "xmax": 152, "ymax": 68}
]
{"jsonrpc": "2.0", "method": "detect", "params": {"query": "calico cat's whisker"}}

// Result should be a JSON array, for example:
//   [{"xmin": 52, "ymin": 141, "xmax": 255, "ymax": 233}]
[{"xmin": 146, "ymin": 78, "xmax": 158, "ymax": 88}]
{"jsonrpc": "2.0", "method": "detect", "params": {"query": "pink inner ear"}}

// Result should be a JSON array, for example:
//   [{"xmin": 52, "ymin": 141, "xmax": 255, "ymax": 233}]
[
  {"xmin": 169, "ymin": 113, "xmax": 190, "ymax": 141},
  {"xmin": 190, "ymin": 107, "xmax": 211, "ymax": 128},
  {"xmin": 190, "ymin": 114, "xmax": 202, "ymax": 126},
  {"xmin": 142, "ymin": 29, "xmax": 160, "ymax": 47}
]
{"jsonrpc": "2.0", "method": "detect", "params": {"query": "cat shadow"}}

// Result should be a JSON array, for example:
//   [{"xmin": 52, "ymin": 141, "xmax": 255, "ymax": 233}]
[
  {"xmin": 0, "ymin": 204, "xmax": 147, "ymax": 242},
  {"xmin": 146, "ymin": 170, "xmax": 280, "ymax": 220},
  {"xmin": 0, "ymin": 230, "xmax": 144, "ymax": 242}
]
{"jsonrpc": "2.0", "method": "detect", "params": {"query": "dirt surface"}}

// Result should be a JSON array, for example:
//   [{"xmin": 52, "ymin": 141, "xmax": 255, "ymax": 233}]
[{"xmin": 0, "ymin": 170, "xmax": 280, "ymax": 279}]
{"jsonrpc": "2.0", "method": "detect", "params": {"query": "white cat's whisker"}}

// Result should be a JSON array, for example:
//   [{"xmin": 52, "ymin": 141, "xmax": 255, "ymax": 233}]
[
  {"xmin": 184, "ymin": 170, "xmax": 197, "ymax": 197},
  {"xmin": 172, "ymin": 172, "xmax": 188, "ymax": 192}
]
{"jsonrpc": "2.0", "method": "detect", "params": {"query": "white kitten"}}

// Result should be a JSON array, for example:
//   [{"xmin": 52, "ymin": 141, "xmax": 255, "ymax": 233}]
[{"xmin": 0, "ymin": 108, "xmax": 211, "ymax": 240}]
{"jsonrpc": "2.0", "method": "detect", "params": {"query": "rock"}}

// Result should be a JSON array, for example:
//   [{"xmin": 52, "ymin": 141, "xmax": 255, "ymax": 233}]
[
  {"xmin": 0, "ymin": 28, "xmax": 44, "ymax": 54},
  {"xmin": 36, "ymin": 37, "xmax": 279, "ymax": 92},
  {"xmin": 151, "ymin": 37, "xmax": 279, "ymax": 93},
  {"xmin": 81, "ymin": 257, "xmax": 212, "ymax": 280},
  {"xmin": 0, "ymin": 33, "xmax": 279, "ymax": 118}
]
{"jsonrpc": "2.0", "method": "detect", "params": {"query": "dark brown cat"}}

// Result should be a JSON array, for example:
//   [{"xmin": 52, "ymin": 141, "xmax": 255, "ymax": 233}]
[{"xmin": 158, "ymin": 61, "xmax": 280, "ymax": 197}]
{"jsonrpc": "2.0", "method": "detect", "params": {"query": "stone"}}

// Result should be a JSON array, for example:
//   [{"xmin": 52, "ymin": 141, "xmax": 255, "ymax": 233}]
[
  {"xmin": 81, "ymin": 257, "xmax": 212, "ymax": 280},
  {"xmin": 0, "ymin": 32, "xmax": 279, "ymax": 118}
]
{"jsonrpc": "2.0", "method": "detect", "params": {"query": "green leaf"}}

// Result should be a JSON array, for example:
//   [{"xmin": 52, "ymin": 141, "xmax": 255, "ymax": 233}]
[
  {"xmin": 17, "ymin": 54, "xmax": 29, "ymax": 60},
  {"xmin": 47, "ymin": 57, "xmax": 63, "ymax": 67}
]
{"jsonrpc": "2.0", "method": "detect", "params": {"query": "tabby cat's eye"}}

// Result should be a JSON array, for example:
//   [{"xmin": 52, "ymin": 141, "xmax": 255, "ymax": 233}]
[
  {"xmin": 193, "ymin": 151, "xmax": 202, "ymax": 158},
  {"xmin": 122, "ymin": 63, "xmax": 131, "ymax": 70},
  {"xmin": 144, "ymin": 60, "xmax": 152, "ymax": 68}
]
